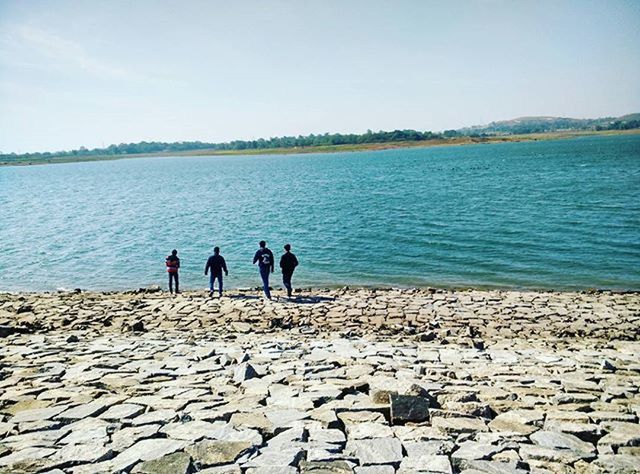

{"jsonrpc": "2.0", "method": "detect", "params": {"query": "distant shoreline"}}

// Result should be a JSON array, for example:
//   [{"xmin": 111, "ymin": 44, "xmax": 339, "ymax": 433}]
[{"xmin": 2, "ymin": 128, "xmax": 639, "ymax": 167}]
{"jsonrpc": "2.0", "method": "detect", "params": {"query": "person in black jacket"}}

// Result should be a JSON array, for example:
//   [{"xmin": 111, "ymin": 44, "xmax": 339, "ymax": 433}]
[
  {"xmin": 205, "ymin": 246, "xmax": 228, "ymax": 297},
  {"xmin": 253, "ymin": 240, "xmax": 274, "ymax": 299},
  {"xmin": 279, "ymin": 244, "xmax": 299, "ymax": 298},
  {"xmin": 166, "ymin": 249, "xmax": 180, "ymax": 294}
]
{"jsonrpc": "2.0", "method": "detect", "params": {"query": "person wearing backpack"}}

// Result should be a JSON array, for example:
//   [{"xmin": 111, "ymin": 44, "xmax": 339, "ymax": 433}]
[
  {"xmin": 165, "ymin": 249, "xmax": 180, "ymax": 294},
  {"xmin": 279, "ymin": 244, "xmax": 299, "ymax": 298},
  {"xmin": 253, "ymin": 240, "xmax": 274, "ymax": 299},
  {"xmin": 204, "ymin": 246, "xmax": 228, "ymax": 297}
]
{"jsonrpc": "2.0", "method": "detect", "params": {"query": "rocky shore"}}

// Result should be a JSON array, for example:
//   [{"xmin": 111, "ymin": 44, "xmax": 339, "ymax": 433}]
[{"xmin": 1, "ymin": 288, "xmax": 639, "ymax": 473}]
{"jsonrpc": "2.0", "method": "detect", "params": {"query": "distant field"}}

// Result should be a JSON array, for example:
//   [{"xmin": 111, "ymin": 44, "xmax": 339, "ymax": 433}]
[{"xmin": 2, "ymin": 128, "xmax": 639, "ymax": 167}]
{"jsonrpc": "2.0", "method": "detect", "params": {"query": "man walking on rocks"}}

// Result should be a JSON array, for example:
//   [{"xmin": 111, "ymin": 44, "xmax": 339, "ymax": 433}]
[
  {"xmin": 253, "ymin": 240, "xmax": 274, "ymax": 299},
  {"xmin": 165, "ymin": 249, "xmax": 180, "ymax": 294},
  {"xmin": 205, "ymin": 246, "xmax": 228, "ymax": 297},
  {"xmin": 279, "ymin": 243, "xmax": 299, "ymax": 298}
]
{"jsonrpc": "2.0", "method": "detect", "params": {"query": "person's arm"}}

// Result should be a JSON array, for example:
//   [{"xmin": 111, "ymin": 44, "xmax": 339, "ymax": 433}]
[
  {"xmin": 252, "ymin": 251, "xmax": 259, "ymax": 265},
  {"xmin": 269, "ymin": 250, "xmax": 275, "ymax": 272},
  {"xmin": 222, "ymin": 257, "xmax": 228, "ymax": 275},
  {"xmin": 293, "ymin": 255, "xmax": 299, "ymax": 267},
  {"xmin": 279, "ymin": 255, "xmax": 284, "ymax": 269},
  {"xmin": 176, "ymin": 258, "xmax": 180, "ymax": 269},
  {"xmin": 204, "ymin": 257, "xmax": 210, "ymax": 275}
]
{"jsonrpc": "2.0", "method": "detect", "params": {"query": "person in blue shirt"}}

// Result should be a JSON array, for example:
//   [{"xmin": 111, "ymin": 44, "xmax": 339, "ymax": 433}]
[
  {"xmin": 253, "ymin": 240, "xmax": 274, "ymax": 299},
  {"xmin": 204, "ymin": 246, "xmax": 228, "ymax": 297}
]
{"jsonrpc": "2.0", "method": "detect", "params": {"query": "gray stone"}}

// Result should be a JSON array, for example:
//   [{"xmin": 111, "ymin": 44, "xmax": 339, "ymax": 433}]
[
  {"xmin": 530, "ymin": 430, "xmax": 596, "ymax": 454},
  {"xmin": 432, "ymin": 417, "xmax": 488, "ymax": 434},
  {"xmin": 451, "ymin": 442, "xmax": 502, "ymax": 466},
  {"xmin": 233, "ymin": 363, "xmax": 258, "ymax": 384},
  {"xmin": 98, "ymin": 403, "xmax": 145, "ymax": 421},
  {"xmin": 0, "ymin": 446, "xmax": 56, "ymax": 467},
  {"xmin": 300, "ymin": 460, "xmax": 354, "ymax": 473},
  {"xmin": 346, "ymin": 438, "xmax": 403, "ymax": 465},
  {"xmin": 131, "ymin": 452, "xmax": 192, "ymax": 474},
  {"xmin": 398, "ymin": 454, "xmax": 452, "ymax": 473},
  {"xmin": 355, "ymin": 467, "xmax": 395, "ymax": 474},
  {"xmin": 590, "ymin": 454, "xmax": 640, "ymax": 473},
  {"xmin": 390, "ymin": 394, "xmax": 430, "ymax": 424},
  {"xmin": 9, "ymin": 406, "xmax": 67, "ymax": 424},
  {"xmin": 109, "ymin": 438, "xmax": 187, "ymax": 472},
  {"xmin": 345, "ymin": 422, "xmax": 393, "ymax": 439},
  {"xmin": 186, "ymin": 440, "xmax": 254, "ymax": 466},
  {"xmin": 243, "ymin": 446, "xmax": 305, "ymax": 468},
  {"xmin": 46, "ymin": 442, "xmax": 112, "ymax": 469}
]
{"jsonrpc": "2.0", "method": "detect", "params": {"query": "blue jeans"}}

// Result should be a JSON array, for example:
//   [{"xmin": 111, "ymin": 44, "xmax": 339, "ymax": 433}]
[
  {"xmin": 259, "ymin": 266, "xmax": 271, "ymax": 299},
  {"xmin": 209, "ymin": 272, "xmax": 223, "ymax": 295}
]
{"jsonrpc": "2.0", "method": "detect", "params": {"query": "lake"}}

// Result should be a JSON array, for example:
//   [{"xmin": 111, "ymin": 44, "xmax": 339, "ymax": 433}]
[{"xmin": 1, "ymin": 134, "xmax": 639, "ymax": 292}]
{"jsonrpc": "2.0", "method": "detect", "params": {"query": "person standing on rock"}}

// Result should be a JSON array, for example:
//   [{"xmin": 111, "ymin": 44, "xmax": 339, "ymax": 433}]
[
  {"xmin": 279, "ymin": 244, "xmax": 299, "ymax": 298},
  {"xmin": 205, "ymin": 246, "xmax": 228, "ymax": 297},
  {"xmin": 165, "ymin": 249, "xmax": 180, "ymax": 294},
  {"xmin": 253, "ymin": 240, "xmax": 274, "ymax": 299}
]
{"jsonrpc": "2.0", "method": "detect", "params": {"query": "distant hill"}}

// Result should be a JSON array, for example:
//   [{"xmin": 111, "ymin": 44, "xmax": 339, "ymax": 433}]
[{"xmin": 459, "ymin": 113, "xmax": 640, "ymax": 135}]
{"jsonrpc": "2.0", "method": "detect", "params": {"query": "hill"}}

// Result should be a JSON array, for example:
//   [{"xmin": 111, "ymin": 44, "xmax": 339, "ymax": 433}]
[{"xmin": 460, "ymin": 114, "xmax": 640, "ymax": 135}]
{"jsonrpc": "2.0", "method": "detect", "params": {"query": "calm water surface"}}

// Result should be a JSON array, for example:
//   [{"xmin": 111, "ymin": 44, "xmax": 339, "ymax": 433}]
[{"xmin": 1, "ymin": 135, "xmax": 639, "ymax": 292}]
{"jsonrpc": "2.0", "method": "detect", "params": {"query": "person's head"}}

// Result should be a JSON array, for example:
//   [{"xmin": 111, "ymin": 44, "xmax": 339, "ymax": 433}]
[
  {"xmin": 171, "ymin": 249, "xmax": 177, "ymax": 256},
  {"xmin": 284, "ymin": 244, "xmax": 291, "ymax": 252},
  {"xmin": 259, "ymin": 240, "xmax": 266, "ymax": 248},
  {"xmin": 214, "ymin": 246, "xmax": 220, "ymax": 254}
]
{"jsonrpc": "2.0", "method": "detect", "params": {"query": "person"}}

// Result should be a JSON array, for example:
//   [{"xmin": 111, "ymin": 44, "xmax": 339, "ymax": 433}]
[
  {"xmin": 279, "ymin": 244, "xmax": 299, "ymax": 298},
  {"xmin": 165, "ymin": 249, "xmax": 180, "ymax": 294},
  {"xmin": 253, "ymin": 240, "xmax": 274, "ymax": 299},
  {"xmin": 204, "ymin": 246, "xmax": 228, "ymax": 297}
]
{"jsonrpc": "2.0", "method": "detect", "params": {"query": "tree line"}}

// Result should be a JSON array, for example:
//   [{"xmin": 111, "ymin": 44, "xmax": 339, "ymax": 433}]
[{"xmin": 2, "ymin": 115, "xmax": 638, "ymax": 162}]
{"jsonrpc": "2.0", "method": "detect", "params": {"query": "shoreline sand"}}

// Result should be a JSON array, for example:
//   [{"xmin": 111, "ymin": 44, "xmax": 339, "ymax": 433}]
[{"xmin": 1, "ymin": 288, "xmax": 639, "ymax": 472}]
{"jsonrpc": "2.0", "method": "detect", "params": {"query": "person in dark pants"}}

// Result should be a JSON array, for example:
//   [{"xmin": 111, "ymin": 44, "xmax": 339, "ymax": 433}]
[
  {"xmin": 166, "ymin": 249, "xmax": 180, "ymax": 294},
  {"xmin": 279, "ymin": 244, "xmax": 299, "ymax": 298},
  {"xmin": 205, "ymin": 246, "xmax": 228, "ymax": 297},
  {"xmin": 253, "ymin": 240, "xmax": 274, "ymax": 299}
]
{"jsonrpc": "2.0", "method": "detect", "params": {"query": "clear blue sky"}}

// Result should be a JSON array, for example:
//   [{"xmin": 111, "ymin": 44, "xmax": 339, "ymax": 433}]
[{"xmin": 1, "ymin": 0, "xmax": 639, "ymax": 153}]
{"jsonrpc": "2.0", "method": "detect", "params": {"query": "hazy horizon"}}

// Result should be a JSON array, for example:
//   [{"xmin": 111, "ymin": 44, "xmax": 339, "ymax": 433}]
[{"xmin": 1, "ymin": 0, "xmax": 640, "ymax": 153}]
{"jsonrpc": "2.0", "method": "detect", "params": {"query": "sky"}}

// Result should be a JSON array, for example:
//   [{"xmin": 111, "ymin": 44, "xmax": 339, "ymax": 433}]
[{"xmin": 1, "ymin": 0, "xmax": 639, "ymax": 153}]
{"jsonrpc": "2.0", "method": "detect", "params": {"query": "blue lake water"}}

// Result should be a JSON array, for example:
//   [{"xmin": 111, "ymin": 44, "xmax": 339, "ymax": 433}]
[{"xmin": 1, "ymin": 135, "xmax": 639, "ymax": 292}]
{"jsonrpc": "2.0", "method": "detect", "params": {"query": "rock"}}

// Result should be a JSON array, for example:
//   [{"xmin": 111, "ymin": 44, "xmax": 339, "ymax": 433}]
[
  {"xmin": 233, "ymin": 363, "xmax": 258, "ymax": 384},
  {"xmin": 590, "ymin": 454, "xmax": 640, "ymax": 473},
  {"xmin": 432, "ymin": 417, "xmax": 488, "ymax": 434},
  {"xmin": 355, "ymin": 467, "xmax": 394, "ymax": 474},
  {"xmin": 243, "ymin": 446, "xmax": 305, "ymax": 468},
  {"xmin": 66, "ymin": 335, "xmax": 79, "ymax": 343},
  {"xmin": 0, "ymin": 447, "xmax": 56, "ymax": 467},
  {"xmin": 186, "ymin": 440, "xmax": 254, "ymax": 466},
  {"xmin": 597, "ymin": 422, "xmax": 640, "ymax": 452},
  {"xmin": 530, "ymin": 430, "xmax": 596, "ymax": 454},
  {"xmin": 346, "ymin": 438, "xmax": 403, "ymax": 465},
  {"xmin": 131, "ymin": 452, "xmax": 193, "ymax": 474},
  {"xmin": 451, "ymin": 442, "xmax": 503, "ymax": 467},
  {"xmin": 398, "ymin": 454, "xmax": 452, "ymax": 473},
  {"xmin": 98, "ymin": 403, "xmax": 145, "ymax": 421},
  {"xmin": 345, "ymin": 422, "xmax": 393, "ymax": 440},
  {"xmin": 109, "ymin": 438, "xmax": 187, "ymax": 472},
  {"xmin": 132, "ymin": 321, "xmax": 145, "ymax": 332},
  {"xmin": 519, "ymin": 445, "xmax": 593, "ymax": 463},
  {"xmin": 46, "ymin": 442, "xmax": 113, "ymax": 469},
  {"xmin": 300, "ymin": 460, "xmax": 355, "ymax": 473},
  {"xmin": 10, "ymin": 406, "xmax": 68, "ymax": 424},
  {"xmin": 390, "ymin": 394, "xmax": 430, "ymax": 424}
]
